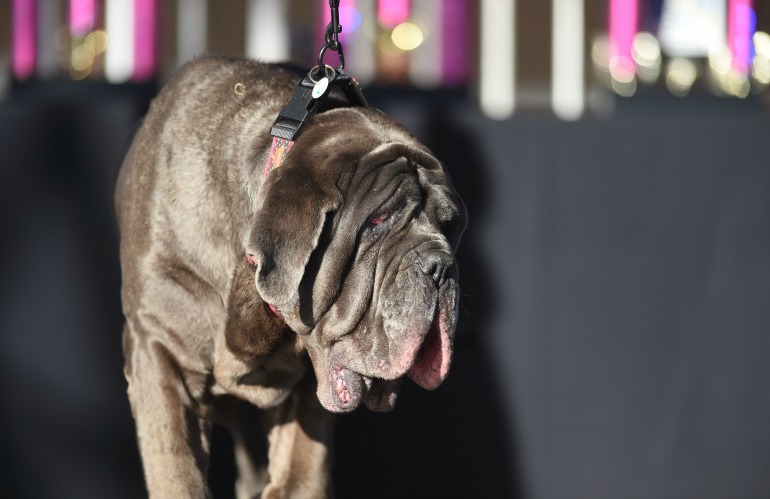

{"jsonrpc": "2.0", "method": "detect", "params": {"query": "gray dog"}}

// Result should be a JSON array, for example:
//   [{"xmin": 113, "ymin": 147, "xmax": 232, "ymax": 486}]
[{"xmin": 116, "ymin": 55, "xmax": 466, "ymax": 498}]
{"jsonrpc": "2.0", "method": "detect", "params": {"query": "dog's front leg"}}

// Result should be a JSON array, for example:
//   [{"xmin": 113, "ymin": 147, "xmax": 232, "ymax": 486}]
[
  {"xmin": 125, "ymin": 331, "xmax": 213, "ymax": 498},
  {"xmin": 260, "ymin": 373, "xmax": 335, "ymax": 499}
]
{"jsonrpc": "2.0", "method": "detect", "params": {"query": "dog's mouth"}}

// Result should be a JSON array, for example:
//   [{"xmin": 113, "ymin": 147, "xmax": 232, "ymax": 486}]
[
  {"xmin": 329, "ymin": 307, "xmax": 451, "ymax": 412},
  {"xmin": 330, "ymin": 367, "xmax": 402, "ymax": 412}
]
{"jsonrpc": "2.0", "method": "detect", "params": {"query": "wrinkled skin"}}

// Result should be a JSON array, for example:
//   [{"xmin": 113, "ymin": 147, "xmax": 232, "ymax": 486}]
[
  {"xmin": 250, "ymin": 115, "xmax": 466, "ymax": 414},
  {"xmin": 117, "ymin": 55, "xmax": 466, "ymax": 498}
]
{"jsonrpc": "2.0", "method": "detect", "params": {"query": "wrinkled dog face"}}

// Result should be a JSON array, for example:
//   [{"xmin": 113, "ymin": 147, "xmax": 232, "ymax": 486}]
[{"xmin": 248, "ymin": 107, "xmax": 466, "ymax": 412}]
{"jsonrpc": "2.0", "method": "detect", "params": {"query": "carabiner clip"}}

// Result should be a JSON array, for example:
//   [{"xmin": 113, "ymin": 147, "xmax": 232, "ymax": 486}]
[
  {"xmin": 318, "ymin": 0, "xmax": 345, "ymax": 71},
  {"xmin": 317, "ymin": 38, "xmax": 345, "ymax": 71}
]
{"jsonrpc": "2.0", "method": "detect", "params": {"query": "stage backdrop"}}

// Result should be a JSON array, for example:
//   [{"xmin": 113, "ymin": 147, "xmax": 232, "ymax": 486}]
[{"xmin": 1, "ymin": 83, "xmax": 768, "ymax": 499}]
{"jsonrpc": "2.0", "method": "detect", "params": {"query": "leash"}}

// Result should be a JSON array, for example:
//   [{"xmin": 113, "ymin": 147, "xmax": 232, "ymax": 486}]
[
  {"xmin": 255, "ymin": 1, "xmax": 370, "ymax": 317},
  {"xmin": 264, "ymin": 0, "xmax": 369, "ymax": 178}
]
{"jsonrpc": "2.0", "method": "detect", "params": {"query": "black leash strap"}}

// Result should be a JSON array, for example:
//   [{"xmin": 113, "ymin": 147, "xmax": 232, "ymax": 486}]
[{"xmin": 269, "ymin": 0, "xmax": 368, "ymax": 143}]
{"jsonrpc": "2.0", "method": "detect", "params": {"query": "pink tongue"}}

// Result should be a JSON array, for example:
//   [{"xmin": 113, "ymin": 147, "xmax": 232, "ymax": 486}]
[{"xmin": 407, "ymin": 315, "xmax": 450, "ymax": 390}]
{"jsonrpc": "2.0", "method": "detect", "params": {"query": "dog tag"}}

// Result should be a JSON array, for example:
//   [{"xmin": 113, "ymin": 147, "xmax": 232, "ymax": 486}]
[{"xmin": 312, "ymin": 77, "xmax": 330, "ymax": 99}]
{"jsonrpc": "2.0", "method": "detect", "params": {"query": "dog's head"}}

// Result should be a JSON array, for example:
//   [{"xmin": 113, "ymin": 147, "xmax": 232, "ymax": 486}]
[{"xmin": 247, "ymin": 107, "xmax": 466, "ymax": 412}]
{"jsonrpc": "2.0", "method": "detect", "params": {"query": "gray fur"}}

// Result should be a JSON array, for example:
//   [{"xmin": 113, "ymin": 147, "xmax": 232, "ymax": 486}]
[{"xmin": 116, "ymin": 55, "xmax": 466, "ymax": 498}]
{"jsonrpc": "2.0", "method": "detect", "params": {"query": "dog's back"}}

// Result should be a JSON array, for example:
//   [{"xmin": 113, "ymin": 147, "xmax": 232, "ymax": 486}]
[
  {"xmin": 116, "ymin": 57, "xmax": 306, "ymax": 496},
  {"xmin": 116, "ymin": 57, "xmax": 300, "ymax": 341}
]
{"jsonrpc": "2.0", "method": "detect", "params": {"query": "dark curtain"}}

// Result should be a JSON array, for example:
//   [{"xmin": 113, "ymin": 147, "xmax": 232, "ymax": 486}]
[{"xmin": 2, "ymin": 85, "xmax": 768, "ymax": 499}]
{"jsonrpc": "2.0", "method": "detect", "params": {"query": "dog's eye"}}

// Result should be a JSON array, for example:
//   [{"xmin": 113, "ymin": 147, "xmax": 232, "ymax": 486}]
[{"xmin": 368, "ymin": 212, "xmax": 391, "ymax": 229}]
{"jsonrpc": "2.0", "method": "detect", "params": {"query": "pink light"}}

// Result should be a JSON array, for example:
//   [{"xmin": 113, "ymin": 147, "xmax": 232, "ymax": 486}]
[
  {"xmin": 12, "ymin": 0, "xmax": 36, "ymax": 80},
  {"xmin": 321, "ymin": 0, "xmax": 360, "ymax": 41},
  {"xmin": 608, "ymin": 0, "xmax": 638, "ymax": 79},
  {"xmin": 442, "ymin": 0, "xmax": 468, "ymax": 85},
  {"xmin": 728, "ymin": 0, "xmax": 755, "ymax": 74},
  {"xmin": 70, "ymin": 0, "xmax": 97, "ymax": 37},
  {"xmin": 133, "ymin": 0, "xmax": 156, "ymax": 81},
  {"xmin": 378, "ymin": 0, "xmax": 409, "ymax": 28}
]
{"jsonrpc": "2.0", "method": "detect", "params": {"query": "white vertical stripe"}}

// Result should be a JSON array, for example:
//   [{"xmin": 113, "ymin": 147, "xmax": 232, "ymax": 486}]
[
  {"xmin": 105, "ymin": 0, "xmax": 134, "ymax": 83},
  {"xmin": 409, "ymin": 0, "xmax": 442, "ymax": 88},
  {"xmin": 177, "ymin": 0, "xmax": 207, "ymax": 67},
  {"xmin": 552, "ymin": 0, "xmax": 584, "ymax": 120},
  {"xmin": 246, "ymin": 0, "xmax": 290, "ymax": 62},
  {"xmin": 348, "ymin": 0, "xmax": 377, "ymax": 85},
  {"xmin": 37, "ymin": 0, "xmax": 60, "ymax": 79},
  {"xmin": 659, "ymin": 0, "xmax": 726, "ymax": 57},
  {"xmin": 480, "ymin": 0, "xmax": 515, "ymax": 119}
]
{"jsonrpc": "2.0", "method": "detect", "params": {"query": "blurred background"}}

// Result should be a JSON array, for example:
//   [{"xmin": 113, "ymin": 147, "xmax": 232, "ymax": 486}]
[{"xmin": 1, "ymin": 0, "xmax": 769, "ymax": 498}]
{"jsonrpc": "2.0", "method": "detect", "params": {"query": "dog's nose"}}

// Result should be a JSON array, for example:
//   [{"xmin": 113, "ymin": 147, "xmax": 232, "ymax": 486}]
[{"xmin": 417, "ymin": 253, "xmax": 455, "ymax": 287}]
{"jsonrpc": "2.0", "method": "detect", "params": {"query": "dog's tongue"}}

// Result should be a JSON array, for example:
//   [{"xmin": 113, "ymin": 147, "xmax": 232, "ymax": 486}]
[
  {"xmin": 331, "ymin": 366, "xmax": 363, "ymax": 411},
  {"xmin": 407, "ymin": 312, "xmax": 451, "ymax": 390}
]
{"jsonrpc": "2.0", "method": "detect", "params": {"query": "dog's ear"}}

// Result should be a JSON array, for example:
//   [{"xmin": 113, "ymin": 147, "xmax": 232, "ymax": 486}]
[{"xmin": 248, "ymin": 165, "xmax": 342, "ymax": 307}]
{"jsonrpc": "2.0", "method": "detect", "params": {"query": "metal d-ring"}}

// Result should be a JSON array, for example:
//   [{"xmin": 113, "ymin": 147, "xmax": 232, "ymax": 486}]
[
  {"xmin": 308, "ymin": 64, "xmax": 336, "ymax": 84},
  {"xmin": 317, "ymin": 38, "xmax": 346, "ymax": 72}
]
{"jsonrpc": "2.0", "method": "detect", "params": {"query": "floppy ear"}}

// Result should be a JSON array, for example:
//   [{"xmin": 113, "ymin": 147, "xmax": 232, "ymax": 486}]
[
  {"xmin": 248, "ymin": 165, "xmax": 342, "ymax": 306},
  {"xmin": 409, "ymin": 146, "xmax": 468, "ymax": 251}
]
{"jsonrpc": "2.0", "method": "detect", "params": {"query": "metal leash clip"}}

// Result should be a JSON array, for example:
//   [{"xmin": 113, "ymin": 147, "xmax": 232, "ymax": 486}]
[{"xmin": 269, "ymin": 0, "xmax": 368, "ymax": 142}]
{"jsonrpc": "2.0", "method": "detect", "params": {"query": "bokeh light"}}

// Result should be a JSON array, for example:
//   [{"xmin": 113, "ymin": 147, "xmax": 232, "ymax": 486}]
[
  {"xmin": 3, "ymin": 0, "xmax": 768, "ymax": 112},
  {"xmin": 632, "ymin": 32, "xmax": 662, "ymax": 84},
  {"xmin": 70, "ymin": 29, "xmax": 108, "ymax": 80},
  {"xmin": 591, "ymin": 35, "xmax": 611, "ymax": 73},
  {"xmin": 752, "ymin": 31, "xmax": 770, "ymax": 87},
  {"xmin": 391, "ymin": 22, "xmax": 424, "ymax": 51},
  {"xmin": 665, "ymin": 57, "xmax": 698, "ymax": 97},
  {"xmin": 609, "ymin": 50, "xmax": 637, "ymax": 97}
]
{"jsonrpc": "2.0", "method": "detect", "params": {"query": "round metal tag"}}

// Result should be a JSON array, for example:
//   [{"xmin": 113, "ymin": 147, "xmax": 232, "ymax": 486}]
[{"xmin": 312, "ymin": 77, "xmax": 329, "ymax": 99}]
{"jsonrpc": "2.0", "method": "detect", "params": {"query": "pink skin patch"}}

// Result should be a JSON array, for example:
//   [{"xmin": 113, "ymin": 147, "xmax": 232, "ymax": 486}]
[
  {"xmin": 334, "ymin": 367, "xmax": 351, "ymax": 404},
  {"xmin": 369, "ymin": 212, "xmax": 391, "ymax": 228},
  {"xmin": 267, "ymin": 303, "xmax": 282, "ymax": 318},
  {"xmin": 330, "ymin": 365, "xmax": 364, "ymax": 410}
]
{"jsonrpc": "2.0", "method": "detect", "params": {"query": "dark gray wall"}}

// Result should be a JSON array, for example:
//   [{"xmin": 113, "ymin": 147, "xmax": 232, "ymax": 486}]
[{"xmin": 1, "ymin": 84, "xmax": 768, "ymax": 499}]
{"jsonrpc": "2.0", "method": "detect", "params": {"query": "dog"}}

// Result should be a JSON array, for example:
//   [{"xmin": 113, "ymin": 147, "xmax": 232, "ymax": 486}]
[{"xmin": 116, "ymin": 55, "xmax": 466, "ymax": 498}]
